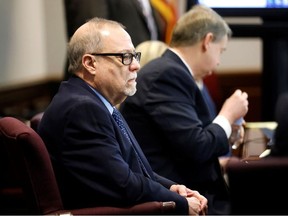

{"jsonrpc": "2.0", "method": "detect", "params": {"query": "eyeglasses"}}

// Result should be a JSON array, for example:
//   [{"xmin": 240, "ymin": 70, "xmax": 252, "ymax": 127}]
[{"xmin": 90, "ymin": 52, "xmax": 141, "ymax": 65}]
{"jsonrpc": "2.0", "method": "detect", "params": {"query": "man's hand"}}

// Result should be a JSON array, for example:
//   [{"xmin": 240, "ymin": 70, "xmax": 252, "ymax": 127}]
[
  {"xmin": 187, "ymin": 196, "xmax": 201, "ymax": 215},
  {"xmin": 219, "ymin": 89, "xmax": 249, "ymax": 125},
  {"xmin": 170, "ymin": 184, "xmax": 208, "ymax": 215}
]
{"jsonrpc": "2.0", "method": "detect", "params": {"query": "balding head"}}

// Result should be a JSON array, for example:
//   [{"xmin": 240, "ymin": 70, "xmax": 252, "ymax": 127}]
[{"xmin": 67, "ymin": 18, "xmax": 125, "ymax": 74}]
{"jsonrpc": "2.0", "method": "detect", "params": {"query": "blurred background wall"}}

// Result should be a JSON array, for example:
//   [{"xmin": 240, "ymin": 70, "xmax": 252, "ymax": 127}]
[
  {"xmin": 0, "ymin": 0, "xmax": 261, "ymax": 89},
  {"xmin": 0, "ymin": 0, "xmax": 264, "ymax": 121},
  {"xmin": 0, "ymin": 0, "xmax": 66, "ymax": 88}
]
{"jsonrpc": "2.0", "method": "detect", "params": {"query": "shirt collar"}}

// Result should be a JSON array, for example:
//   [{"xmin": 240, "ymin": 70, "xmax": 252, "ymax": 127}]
[
  {"xmin": 169, "ymin": 48, "xmax": 204, "ymax": 89},
  {"xmin": 87, "ymin": 84, "xmax": 114, "ymax": 114},
  {"xmin": 169, "ymin": 48, "xmax": 194, "ymax": 77}
]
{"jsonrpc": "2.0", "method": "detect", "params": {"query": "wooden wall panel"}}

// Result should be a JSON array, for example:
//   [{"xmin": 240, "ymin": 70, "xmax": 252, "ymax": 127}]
[
  {"xmin": 0, "ymin": 71, "xmax": 262, "ymax": 122},
  {"xmin": 216, "ymin": 71, "xmax": 262, "ymax": 122}
]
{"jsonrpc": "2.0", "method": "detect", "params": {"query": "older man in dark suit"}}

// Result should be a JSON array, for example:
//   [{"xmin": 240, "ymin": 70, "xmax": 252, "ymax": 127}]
[{"xmin": 38, "ymin": 17, "xmax": 207, "ymax": 215}]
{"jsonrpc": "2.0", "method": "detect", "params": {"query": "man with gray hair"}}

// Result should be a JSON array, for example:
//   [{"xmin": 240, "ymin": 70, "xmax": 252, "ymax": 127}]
[
  {"xmin": 121, "ymin": 4, "xmax": 249, "ymax": 214},
  {"xmin": 38, "ymin": 17, "xmax": 208, "ymax": 215}
]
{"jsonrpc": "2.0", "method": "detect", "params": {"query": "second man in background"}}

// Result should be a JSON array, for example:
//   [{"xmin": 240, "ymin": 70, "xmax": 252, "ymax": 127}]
[{"xmin": 120, "ymin": 4, "xmax": 249, "ymax": 215}]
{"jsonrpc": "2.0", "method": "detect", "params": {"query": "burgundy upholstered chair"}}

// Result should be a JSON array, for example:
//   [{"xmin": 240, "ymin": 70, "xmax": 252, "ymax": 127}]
[
  {"xmin": 226, "ymin": 157, "xmax": 288, "ymax": 215},
  {"xmin": 0, "ymin": 117, "xmax": 175, "ymax": 215}
]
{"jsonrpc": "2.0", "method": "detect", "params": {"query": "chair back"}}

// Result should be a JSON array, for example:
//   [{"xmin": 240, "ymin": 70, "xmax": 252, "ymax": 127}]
[
  {"xmin": 0, "ymin": 117, "xmax": 63, "ymax": 214},
  {"xmin": 226, "ymin": 157, "xmax": 288, "ymax": 215},
  {"xmin": 0, "ymin": 117, "xmax": 176, "ymax": 215}
]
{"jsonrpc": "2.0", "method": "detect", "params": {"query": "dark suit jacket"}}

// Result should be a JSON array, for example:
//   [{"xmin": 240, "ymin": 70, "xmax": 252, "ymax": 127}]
[
  {"xmin": 120, "ymin": 49, "xmax": 231, "ymax": 214},
  {"xmin": 38, "ymin": 75, "xmax": 188, "ymax": 214}
]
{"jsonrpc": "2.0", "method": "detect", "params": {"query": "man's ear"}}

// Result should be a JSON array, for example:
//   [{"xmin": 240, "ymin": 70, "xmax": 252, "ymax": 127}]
[
  {"xmin": 202, "ymin": 33, "xmax": 214, "ymax": 51},
  {"xmin": 82, "ymin": 54, "xmax": 96, "ymax": 75}
]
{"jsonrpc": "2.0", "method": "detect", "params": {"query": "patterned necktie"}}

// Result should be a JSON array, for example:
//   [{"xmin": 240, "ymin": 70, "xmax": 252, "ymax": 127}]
[{"xmin": 112, "ymin": 107, "xmax": 151, "ymax": 178}]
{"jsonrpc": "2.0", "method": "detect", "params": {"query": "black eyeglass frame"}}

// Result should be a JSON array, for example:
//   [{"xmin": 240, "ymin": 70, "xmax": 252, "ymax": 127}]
[{"xmin": 90, "ymin": 52, "xmax": 141, "ymax": 65}]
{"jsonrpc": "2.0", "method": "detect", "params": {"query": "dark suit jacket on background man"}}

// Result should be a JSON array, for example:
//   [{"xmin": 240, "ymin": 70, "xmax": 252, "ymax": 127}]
[
  {"xmin": 120, "ymin": 49, "xmax": 230, "ymax": 214},
  {"xmin": 64, "ymin": 0, "xmax": 165, "ymax": 45}
]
